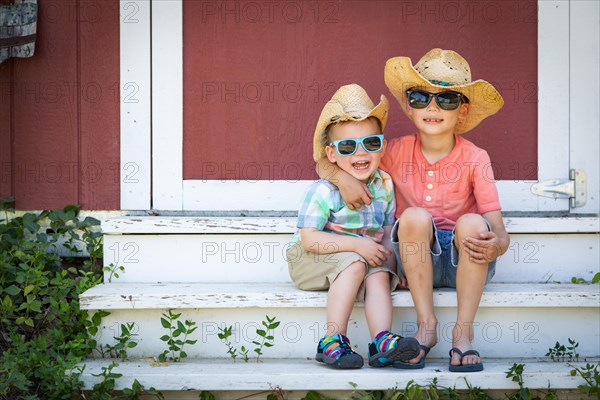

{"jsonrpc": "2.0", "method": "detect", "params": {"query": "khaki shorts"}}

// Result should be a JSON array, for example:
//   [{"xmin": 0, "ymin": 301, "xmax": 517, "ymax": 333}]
[{"xmin": 287, "ymin": 244, "xmax": 399, "ymax": 301}]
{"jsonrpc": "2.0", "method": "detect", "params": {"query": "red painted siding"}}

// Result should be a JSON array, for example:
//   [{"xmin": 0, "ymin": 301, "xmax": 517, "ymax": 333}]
[
  {"xmin": 183, "ymin": 0, "xmax": 537, "ymax": 181},
  {"xmin": 0, "ymin": 0, "xmax": 120, "ymax": 210}
]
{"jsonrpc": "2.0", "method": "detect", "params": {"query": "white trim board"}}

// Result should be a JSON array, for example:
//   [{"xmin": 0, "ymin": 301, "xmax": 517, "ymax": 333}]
[
  {"xmin": 120, "ymin": 0, "xmax": 151, "ymax": 210},
  {"xmin": 570, "ymin": 1, "xmax": 600, "ymax": 214},
  {"xmin": 151, "ymin": 0, "xmax": 183, "ymax": 210}
]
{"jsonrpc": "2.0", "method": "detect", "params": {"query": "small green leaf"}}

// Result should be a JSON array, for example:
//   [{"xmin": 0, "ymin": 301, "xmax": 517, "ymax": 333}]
[
  {"xmin": 4, "ymin": 285, "xmax": 20, "ymax": 296},
  {"xmin": 160, "ymin": 318, "xmax": 171, "ymax": 329}
]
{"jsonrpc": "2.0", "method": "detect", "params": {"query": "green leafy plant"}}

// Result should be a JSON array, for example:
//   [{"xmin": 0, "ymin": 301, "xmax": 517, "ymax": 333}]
[
  {"xmin": 158, "ymin": 310, "xmax": 198, "ymax": 362},
  {"xmin": 217, "ymin": 315, "xmax": 281, "ymax": 363},
  {"xmin": 569, "ymin": 362, "xmax": 600, "ymax": 400},
  {"xmin": 253, "ymin": 315, "xmax": 281, "ymax": 362},
  {"xmin": 217, "ymin": 325, "xmax": 239, "ymax": 361},
  {"xmin": 106, "ymin": 322, "xmax": 139, "ymax": 361},
  {"xmin": 571, "ymin": 272, "xmax": 600, "ymax": 285},
  {"xmin": 0, "ymin": 202, "xmax": 106, "ymax": 399},
  {"xmin": 199, "ymin": 391, "xmax": 217, "ymax": 400},
  {"xmin": 103, "ymin": 263, "xmax": 126, "ymax": 283},
  {"xmin": 546, "ymin": 338, "xmax": 579, "ymax": 362},
  {"xmin": 119, "ymin": 378, "xmax": 165, "ymax": 400},
  {"xmin": 89, "ymin": 361, "xmax": 123, "ymax": 400},
  {"xmin": 506, "ymin": 364, "xmax": 557, "ymax": 400},
  {"xmin": 546, "ymin": 341, "xmax": 567, "ymax": 362}
]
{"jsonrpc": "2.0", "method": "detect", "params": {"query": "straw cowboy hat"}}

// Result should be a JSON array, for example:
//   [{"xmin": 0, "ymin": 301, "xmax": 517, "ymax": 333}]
[
  {"xmin": 312, "ymin": 84, "xmax": 389, "ymax": 161},
  {"xmin": 384, "ymin": 48, "xmax": 504, "ymax": 133}
]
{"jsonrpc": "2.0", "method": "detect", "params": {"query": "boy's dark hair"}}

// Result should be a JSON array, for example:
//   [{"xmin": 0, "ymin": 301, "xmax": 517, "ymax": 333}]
[{"xmin": 321, "ymin": 116, "xmax": 383, "ymax": 148}]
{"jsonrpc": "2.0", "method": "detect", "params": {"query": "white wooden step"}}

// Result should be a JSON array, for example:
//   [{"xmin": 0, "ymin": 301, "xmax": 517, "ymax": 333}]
[
  {"xmin": 80, "ymin": 283, "xmax": 599, "ymax": 310},
  {"xmin": 101, "ymin": 216, "xmax": 600, "ymax": 234},
  {"xmin": 79, "ymin": 283, "xmax": 600, "ymax": 359},
  {"xmin": 102, "ymin": 233, "xmax": 600, "ymax": 284},
  {"xmin": 77, "ymin": 358, "xmax": 594, "ymax": 391}
]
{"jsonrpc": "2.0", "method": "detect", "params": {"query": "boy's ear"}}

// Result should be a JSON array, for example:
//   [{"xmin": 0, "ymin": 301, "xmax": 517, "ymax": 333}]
[
  {"xmin": 381, "ymin": 138, "xmax": 387, "ymax": 157},
  {"xmin": 325, "ymin": 144, "xmax": 337, "ymax": 163},
  {"xmin": 458, "ymin": 103, "xmax": 470, "ymax": 119}
]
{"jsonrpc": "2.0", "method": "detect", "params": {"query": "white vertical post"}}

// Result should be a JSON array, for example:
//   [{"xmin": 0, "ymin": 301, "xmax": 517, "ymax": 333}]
[
  {"xmin": 569, "ymin": 0, "xmax": 599, "ymax": 214},
  {"xmin": 120, "ymin": 0, "xmax": 151, "ymax": 210},
  {"xmin": 151, "ymin": 0, "xmax": 183, "ymax": 210}
]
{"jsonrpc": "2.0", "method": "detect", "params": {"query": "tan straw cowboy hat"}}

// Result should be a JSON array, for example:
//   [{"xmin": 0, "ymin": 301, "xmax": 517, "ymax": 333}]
[
  {"xmin": 384, "ymin": 48, "xmax": 504, "ymax": 133},
  {"xmin": 312, "ymin": 84, "xmax": 389, "ymax": 161}
]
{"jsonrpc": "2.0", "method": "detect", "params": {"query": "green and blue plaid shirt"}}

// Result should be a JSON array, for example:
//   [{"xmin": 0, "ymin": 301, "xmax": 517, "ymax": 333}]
[{"xmin": 291, "ymin": 169, "xmax": 396, "ymax": 245}]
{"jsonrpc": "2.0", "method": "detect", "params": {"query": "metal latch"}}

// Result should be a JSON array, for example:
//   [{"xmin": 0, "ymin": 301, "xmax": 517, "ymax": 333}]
[{"xmin": 531, "ymin": 169, "xmax": 587, "ymax": 208}]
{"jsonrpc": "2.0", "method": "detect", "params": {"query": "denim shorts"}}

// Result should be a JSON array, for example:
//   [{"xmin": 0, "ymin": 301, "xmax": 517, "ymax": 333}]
[{"xmin": 391, "ymin": 218, "xmax": 496, "ymax": 288}]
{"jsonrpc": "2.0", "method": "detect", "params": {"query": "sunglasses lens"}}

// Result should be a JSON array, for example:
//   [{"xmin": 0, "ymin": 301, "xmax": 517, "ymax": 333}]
[
  {"xmin": 362, "ymin": 136, "xmax": 383, "ymax": 151},
  {"xmin": 336, "ymin": 140, "xmax": 358, "ymax": 155},
  {"xmin": 437, "ymin": 92, "xmax": 461, "ymax": 110},
  {"xmin": 407, "ymin": 90, "xmax": 430, "ymax": 109}
]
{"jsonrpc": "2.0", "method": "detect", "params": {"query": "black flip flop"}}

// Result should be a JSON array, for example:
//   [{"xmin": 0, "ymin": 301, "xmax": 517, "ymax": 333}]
[
  {"xmin": 393, "ymin": 344, "xmax": 431, "ymax": 369},
  {"xmin": 448, "ymin": 347, "xmax": 484, "ymax": 372}
]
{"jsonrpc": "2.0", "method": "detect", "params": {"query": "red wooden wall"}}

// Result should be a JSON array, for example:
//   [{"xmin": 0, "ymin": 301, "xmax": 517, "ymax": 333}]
[
  {"xmin": 183, "ymin": 0, "xmax": 537, "ymax": 181},
  {"xmin": 0, "ymin": 0, "xmax": 120, "ymax": 210}
]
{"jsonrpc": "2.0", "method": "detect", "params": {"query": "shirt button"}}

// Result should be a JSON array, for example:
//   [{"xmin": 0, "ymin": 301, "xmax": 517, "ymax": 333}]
[
  {"xmin": 427, "ymin": 171, "xmax": 434, "ymax": 176},
  {"xmin": 427, "ymin": 183, "xmax": 433, "ymax": 189},
  {"xmin": 425, "ymin": 196, "xmax": 432, "ymax": 202}
]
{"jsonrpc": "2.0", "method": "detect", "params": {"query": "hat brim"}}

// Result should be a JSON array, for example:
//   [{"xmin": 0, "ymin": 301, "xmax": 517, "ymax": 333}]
[
  {"xmin": 312, "ymin": 94, "xmax": 389, "ymax": 161},
  {"xmin": 384, "ymin": 57, "xmax": 504, "ymax": 133}
]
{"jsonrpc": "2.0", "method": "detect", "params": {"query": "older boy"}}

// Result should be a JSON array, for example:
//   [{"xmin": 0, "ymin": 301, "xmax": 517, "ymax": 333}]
[
  {"xmin": 315, "ymin": 50, "xmax": 510, "ymax": 372},
  {"xmin": 288, "ymin": 84, "xmax": 419, "ymax": 369}
]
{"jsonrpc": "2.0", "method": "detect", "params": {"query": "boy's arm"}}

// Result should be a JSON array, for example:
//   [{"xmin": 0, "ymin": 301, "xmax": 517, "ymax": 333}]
[
  {"xmin": 300, "ymin": 227, "xmax": 391, "ymax": 267},
  {"xmin": 316, "ymin": 156, "xmax": 373, "ymax": 209},
  {"xmin": 462, "ymin": 210, "xmax": 510, "ymax": 264}
]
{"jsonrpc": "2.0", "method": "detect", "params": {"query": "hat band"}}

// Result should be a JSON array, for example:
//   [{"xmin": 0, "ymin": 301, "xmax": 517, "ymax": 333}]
[{"xmin": 429, "ymin": 79, "xmax": 453, "ymax": 87}]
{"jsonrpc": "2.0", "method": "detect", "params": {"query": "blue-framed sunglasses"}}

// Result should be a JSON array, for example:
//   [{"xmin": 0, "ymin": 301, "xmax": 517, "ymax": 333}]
[{"xmin": 329, "ymin": 134, "xmax": 384, "ymax": 156}]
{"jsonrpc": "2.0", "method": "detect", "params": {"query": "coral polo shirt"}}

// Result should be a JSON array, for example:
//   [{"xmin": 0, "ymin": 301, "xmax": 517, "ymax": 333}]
[{"xmin": 379, "ymin": 134, "xmax": 501, "ymax": 230}]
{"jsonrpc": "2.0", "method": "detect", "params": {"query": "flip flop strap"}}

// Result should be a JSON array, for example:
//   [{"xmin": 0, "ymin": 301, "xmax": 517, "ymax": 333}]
[
  {"xmin": 420, "ymin": 344, "xmax": 431, "ymax": 356},
  {"xmin": 449, "ymin": 347, "xmax": 480, "ymax": 359},
  {"xmin": 461, "ymin": 349, "xmax": 480, "ymax": 358}
]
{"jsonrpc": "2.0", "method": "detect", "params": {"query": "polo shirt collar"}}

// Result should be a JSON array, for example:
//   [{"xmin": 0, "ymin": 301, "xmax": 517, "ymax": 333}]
[
  {"xmin": 415, "ymin": 134, "xmax": 463, "ymax": 166},
  {"xmin": 366, "ymin": 169, "xmax": 383, "ymax": 190}
]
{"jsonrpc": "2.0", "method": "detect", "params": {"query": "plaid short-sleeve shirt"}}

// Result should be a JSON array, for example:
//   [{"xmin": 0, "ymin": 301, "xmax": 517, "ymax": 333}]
[{"xmin": 291, "ymin": 169, "xmax": 396, "ymax": 244}]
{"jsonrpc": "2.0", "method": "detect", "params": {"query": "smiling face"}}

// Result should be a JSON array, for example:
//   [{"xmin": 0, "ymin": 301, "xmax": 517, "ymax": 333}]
[
  {"xmin": 405, "ymin": 88, "xmax": 470, "ymax": 137},
  {"xmin": 325, "ymin": 118, "xmax": 385, "ymax": 183}
]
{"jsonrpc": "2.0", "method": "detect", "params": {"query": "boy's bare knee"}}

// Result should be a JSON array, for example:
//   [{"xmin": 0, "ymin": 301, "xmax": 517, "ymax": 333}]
[
  {"xmin": 343, "ymin": 261, "xmax": 367, "ymax": 281},
  {"xmin": 454, "ymin": 213, "xmax": 487, "ymax": 238},
  {"xmin": 365, "ymin": 270, "xmax": 390, "ymax": 285},
  {"xmin": 398, "ymin": 207, "xmax": 432, "ymax": 236}
]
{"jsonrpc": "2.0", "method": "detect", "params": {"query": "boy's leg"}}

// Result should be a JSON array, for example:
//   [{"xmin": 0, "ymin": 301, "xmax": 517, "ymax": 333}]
[
  {"xmin": 325, "ymin": 260, "xmax": 367, "ymax": 337},
  {"xmin": 363, "ymin": 270, "xmax": 392, "ymax": 338},
  {"xmin": 452, "ymin": 213, "xmax": 489, "ymax": 367},
  {"xmin": 397, "ymin": 207, "xmax": 438, "ymax": 363}
]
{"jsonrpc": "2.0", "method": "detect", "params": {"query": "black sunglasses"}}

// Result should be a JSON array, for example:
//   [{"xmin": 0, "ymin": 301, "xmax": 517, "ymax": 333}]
[
  {"xmin": 329, "ymin": 134, "xmax": 384, "ymax": 156},
  {"xmin": 406, "ymin": 89, "xmax": 465, "ymax": 111}
]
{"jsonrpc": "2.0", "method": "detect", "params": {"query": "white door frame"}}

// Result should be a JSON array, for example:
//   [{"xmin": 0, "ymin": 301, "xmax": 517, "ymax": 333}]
[{"xmin": 119, "ymin": 0, "xmax": 598, "ymax": 214}]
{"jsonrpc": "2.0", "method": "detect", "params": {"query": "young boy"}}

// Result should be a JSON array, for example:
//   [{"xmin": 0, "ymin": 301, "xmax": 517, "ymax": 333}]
[
  {"xmin": 314, "ymin": 50, "xmax": 510, "ymax": 372},
  {"xmin": 288, "ymin": 84, "xmax": 419, "ymax": 369}
]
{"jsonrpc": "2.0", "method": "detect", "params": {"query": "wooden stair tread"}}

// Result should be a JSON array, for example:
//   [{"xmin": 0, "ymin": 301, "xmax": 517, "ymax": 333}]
[
  {"xmin": 79, "ymin": 282, "xmax": 600, "ymax": 310},
  {"xmin": 76, "ymin": 357, "xmax": 595, "ymax": 391}
]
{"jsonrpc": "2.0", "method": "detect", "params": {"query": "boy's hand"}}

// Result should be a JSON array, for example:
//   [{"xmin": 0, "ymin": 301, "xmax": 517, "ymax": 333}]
[
  {"xmin": 356, "ymin": 237, "xmax": 392, "ymax": 267},
  {"xmin": 396, "ymin": 275, "xmax": 409, "ymax": 289},
  {"xmin": 462, "ymin": 231, "xmax": 502, "ymax": 264},
  {"xmin": 339, "ymin": 179, "xmax": 374, "ymax": 210}
]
